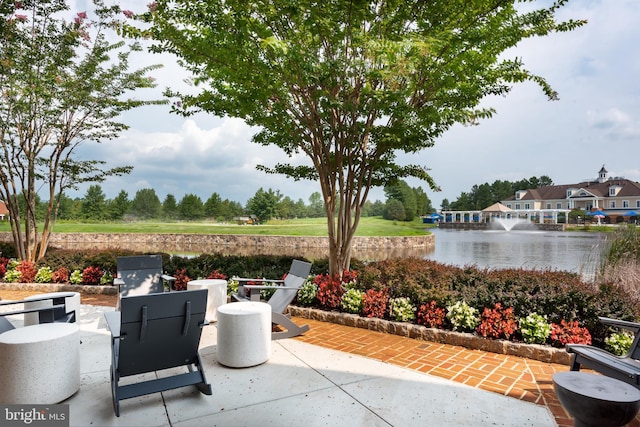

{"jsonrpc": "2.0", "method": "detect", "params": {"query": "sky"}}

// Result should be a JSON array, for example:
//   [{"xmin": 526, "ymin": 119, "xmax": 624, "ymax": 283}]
[{"xmin": 68, "ymin": 0, "xmax": 640, "ymax": 210}]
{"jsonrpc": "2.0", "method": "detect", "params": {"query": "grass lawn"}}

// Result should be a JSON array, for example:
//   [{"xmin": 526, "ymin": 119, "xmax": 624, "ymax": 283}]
[{"xmin": 0, "ymin": 216, "xmax": 433, "ymax": 237}]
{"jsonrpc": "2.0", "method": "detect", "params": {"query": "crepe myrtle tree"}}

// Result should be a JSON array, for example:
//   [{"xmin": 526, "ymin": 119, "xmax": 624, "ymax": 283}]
[
  {"xmin": 130, "ymin": 0, "xmax": 584, "ymax": 275},
  {"xmin": 0, "ymin": 0, "xmax": 164, "ymax": 261}
]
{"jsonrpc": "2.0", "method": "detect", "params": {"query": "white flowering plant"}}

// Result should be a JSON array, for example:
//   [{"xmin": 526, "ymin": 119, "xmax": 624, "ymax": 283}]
[
  {"xmin": 389, "ymin": 297, "xmax": 416, "ymax": 322},
  {"xmin": 605, "ymin": 331, "xmax": 634, "ymax": 356},
  {"xmin": 518, "ymin": 312, "xmax": 551, "ymax": 344},
  {"xmin": 446, "ymin": 301, "xmax": 479, "ymax": 332},
  {"xmin": 341, "ymin": 288, "xmax": 364, "ymax": 314}
]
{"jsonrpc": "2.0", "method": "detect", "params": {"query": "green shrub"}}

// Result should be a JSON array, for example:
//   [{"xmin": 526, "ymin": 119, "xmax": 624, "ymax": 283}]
[
  {"xmin": 604, "ymin": 331, "xmax": 633, "ymax": 356},
  {"xmin": 389, "ymin": 297, "xmax": 416, "ymax": 322},
  {"xmin": 35, "ymin": 266, "xmax": 53, "ymax": 283},
  {"xmin": 100, "ymin": 271, "xmax": 113, "ymax": 285},
  {"xmin": 296, "ymin": 278, "xmax": 318, "ymax": 306},
  {"xmin": 519, "ymin": 313, "xmax": 551, "ymax": 344},
  {"xmin": 4, "ymin": 268, "xmax": 21, "ymax": 283},
  {"xmin": 341, "ymin": 288, "xmax": 364, "ymax": 314},
  {"xmin": 446, "ymin": 301, "xmax": 479, "ymax": 332},
  {"xmin": 70, "ymin": 269, "xmax": 83, "ymax": 284}
]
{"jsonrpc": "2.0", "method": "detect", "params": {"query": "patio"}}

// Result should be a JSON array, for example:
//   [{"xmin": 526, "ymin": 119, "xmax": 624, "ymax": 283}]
[{"xmin": 2, "ymin": 291, "xmax": 639, "ymax": 426}]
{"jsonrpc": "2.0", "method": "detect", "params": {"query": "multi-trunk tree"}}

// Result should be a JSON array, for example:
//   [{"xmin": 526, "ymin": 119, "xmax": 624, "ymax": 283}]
[
  {"xmin": 136, "ymin": 0, "xmax": 584, "ymax": 275},
  {"xmin": 0, "ymin": 0, "xmax": 162, "ymax": 261}
]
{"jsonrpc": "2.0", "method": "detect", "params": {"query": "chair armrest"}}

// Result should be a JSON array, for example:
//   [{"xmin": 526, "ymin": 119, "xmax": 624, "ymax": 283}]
[
  {"xmin": 599, "ymin": 317, "xmax": 640, "ymax": 333},
  {"xmin": 234, "ymin": 277, "xmax": 284, "ymax": 285},
  {"xmin": 0, "ymin": 304, "xmax": 65, "ymax": 318},
  {"xmin": 113, "ymin": 277, "xmax": 124, "ymax": 286},
  {"xmin": 104, "ymin": 311, "xmax": 121, "ymax": 338},
  {"xmin": 161, "ymin": 274, "xmax": 176, "ymax": 282},
  {"xmin": 242, "ymin": 284, "xmax": 295, "ymax": 290}
]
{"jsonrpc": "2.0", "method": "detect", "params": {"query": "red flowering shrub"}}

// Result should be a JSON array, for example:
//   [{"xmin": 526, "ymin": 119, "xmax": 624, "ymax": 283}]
[
  {"xmin": 173, "ymin": 268, "xmax": 190, "ymax": 291},
  {"xmin": 417, "ymin": 300, "xmax": 446, "ymax": 328},
  {"xmin": 206, "ymin": 269, "xmax": 227, "ymax": 280},
  {"xmin": 17, "ymin": 260, "xmax": 37, "ymax": 283},
  {"xmin": 476, "ymin": 303, "xmax": 518, "ymax": 340},
  {"xmin": 363, "ymin": 288, "xmax": 388, "ymax": 318},
  {"xmin": 314, "ymin": 273, "xmax": 345, "ymax": 310},
  {"xmin": 82, "ymin": 266, "xmax": 103, "ymax": 286},
  {"xmin": 550, "ymin": 320, "xmax": 592, "ymax": 347},
  {"xmin": 51, "ymin": 267, "xmax": 70, "ymax": 283},
  {"xmin": 0, "ymin": 257, "xmax": 9, "ymax": 278}
]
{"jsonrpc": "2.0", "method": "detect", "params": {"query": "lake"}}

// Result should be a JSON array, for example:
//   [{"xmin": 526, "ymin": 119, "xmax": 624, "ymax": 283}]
[{"xmin": 424, "ymin": 228, "xmax": 607, "ymax": 279}]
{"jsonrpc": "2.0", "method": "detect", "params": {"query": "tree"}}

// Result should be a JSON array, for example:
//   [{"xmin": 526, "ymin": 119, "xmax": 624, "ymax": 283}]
[
  {"xmin": 130, "ymin": 188, "xmax": 161, "ymax": 219},
  {"xmin": 0, "ymin": 0, "xmax": 162, "ymax": 261},
  {"xmin": 108, "ymin": 190, "xmax": 130, "ymax": 220},
  {"xmin": 384, "ymin": 180, "xmax": 417, "ymax": 221},
  {"xmin": 178, "ymin": 194, "xmax": 204, "ymax": 220},
  {"xmin": 247, "ymin": 188, "xmax": 281, "ymax": 221},
  {"xmin": 142, "ymin": 1, "xmax": 584, "ymax": 274},
  {"xmin": 204, "ymin": 193, "xmax": 222, "ymax": 219},
  {"xmin": 162, "ymin": 194, "xmax": 178, "ymax": 219},
  {"xmin": 383, "ymin": 199, "xmax": 406, "ymax": 222},
  {"xmin": 80, "ymin": 185, "xmax": 107, "ymax": 220}
]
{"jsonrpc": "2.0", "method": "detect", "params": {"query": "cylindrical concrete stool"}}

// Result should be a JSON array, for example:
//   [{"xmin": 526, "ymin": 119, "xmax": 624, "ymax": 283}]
[
  {"xmin": 0, "ymin": 323, "xmax": 80, "ymax": 404},
  {"xmin": 553, "ymin": 371, "xmax": 640, "ymax": 427},
  {"xmin": 24, "ymin": 292, "xmax": 81, "ymax": 326},
  {"xmin": 217, "ymin": 302, "xmax": 271, "ymax": 368},
  {"xmin": 187, "ymin": 279, "xmax": 228, "ymax": 322}
]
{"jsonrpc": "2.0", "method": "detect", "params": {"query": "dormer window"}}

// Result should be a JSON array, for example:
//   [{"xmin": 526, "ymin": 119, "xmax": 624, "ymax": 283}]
[{"xmin": 609, "ymin": 186, "xmax": 621, "ymax": 196}]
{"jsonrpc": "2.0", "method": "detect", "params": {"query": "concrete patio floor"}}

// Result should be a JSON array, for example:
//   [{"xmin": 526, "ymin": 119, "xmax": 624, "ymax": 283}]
[{"xmin": 4, "ymin": 303, "xmax": 558, "ymax": 426}]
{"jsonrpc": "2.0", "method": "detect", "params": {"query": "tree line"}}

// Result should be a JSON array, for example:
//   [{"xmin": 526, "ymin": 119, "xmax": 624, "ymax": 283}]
[
  {"xmin": 441, "ymin": 176, "xmax": 554, "ymax": 211},
  {"xmin": 36, "ymin": 179, "xmax": 434, "ymax": 223}
]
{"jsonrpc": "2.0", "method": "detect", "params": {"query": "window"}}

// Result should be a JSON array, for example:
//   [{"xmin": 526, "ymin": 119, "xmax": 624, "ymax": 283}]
[
  {"xmin": 567, "ymin": 203, "xmax": 571, "ymax": 209},
  {"xmin": 506, "ymin": 204, "xmax": 512, "ymax": 209},
  {"xmin": 524, "ymin": 203, "xmax": 530, "ymax": 210},
  {"xmin": 610, "ymin": 201, "xmax": 616, "ymax": 208},
  {"xmin": 637, "ymin": 200, "xmax": 640, "ymax": 208},
  {"xmin": 623, "ymin": 200, "xmax": 629, "ymax": 208},
  {"xmin": 546, "ymin": 203, "xmax": 551, "ymax": 209},
  {"xmin": 515, "ymin": 204, "xmax": 521, "ymax": 210},
  {"xmin": 556, "ymin": 203, "xmax": 562, "ymax": 209},
  {"xmin": 609, "ymin": 187, "xmax": 616, "ymax": 196},
  {"xmin": 567, "ymin": 190, "xmax": 573, "ymax": 197}
]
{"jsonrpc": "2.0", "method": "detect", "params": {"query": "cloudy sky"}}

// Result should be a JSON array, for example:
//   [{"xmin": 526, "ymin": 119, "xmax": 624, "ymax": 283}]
[{"xmin": 69, "ymin": 0, "xmax": 640, "ymax": 210}]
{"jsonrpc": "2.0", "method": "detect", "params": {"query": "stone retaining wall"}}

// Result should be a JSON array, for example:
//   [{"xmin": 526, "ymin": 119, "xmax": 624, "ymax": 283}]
[
  {"xmin": 288, "ymin": 306, "xmax": 573, "ymax": 366},
  {"xmin": 0, "ymin": 232, "xmax": 434, "ymax": 259}
]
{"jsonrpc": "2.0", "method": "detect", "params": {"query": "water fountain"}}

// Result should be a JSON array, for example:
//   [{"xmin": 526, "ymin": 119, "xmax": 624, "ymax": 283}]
[{"xmin": 491, "ymin": 217, "xmax": 531, "ymax": 231}]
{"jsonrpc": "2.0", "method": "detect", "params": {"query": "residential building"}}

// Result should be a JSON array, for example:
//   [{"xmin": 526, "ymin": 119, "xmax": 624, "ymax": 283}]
[{"xmin": 501, "ymin": 166, "xmax": 640, "ymax": 223}]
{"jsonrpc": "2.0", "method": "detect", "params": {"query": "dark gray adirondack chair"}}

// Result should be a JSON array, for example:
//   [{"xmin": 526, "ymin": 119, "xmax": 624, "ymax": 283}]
[
  {"xmin": 0, "ymin": 292, "xmax": 78, "ymax": 334},
  {"xmin": 104, "ymin": 289, "xmax": 212, "ymax": 416},
  {"xmin": 567, "ymin": 317, "xmax": 640, "ymax": 388},
  {"xmin": 231, "ymin": 259, "xmax": 312, "ymax": 340},
  {"xmin": 114, "ymin": 255, "xmax": 176, "ymax": 305}
]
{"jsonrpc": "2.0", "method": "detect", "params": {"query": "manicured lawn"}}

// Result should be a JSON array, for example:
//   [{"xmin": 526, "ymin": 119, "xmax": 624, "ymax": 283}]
[{"xmin": 0, "ymin": 217, "xmax": 433, "ymax": 237}]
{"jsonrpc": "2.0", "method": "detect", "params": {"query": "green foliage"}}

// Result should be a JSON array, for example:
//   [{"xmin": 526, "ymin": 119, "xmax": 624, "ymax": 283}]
[
  {"xmin": 100, "ymin": 271, "xmax": 114, "ymax": 285},
  {"xmin": 0, "ymin": 0, "xmax": 161, "ymax": 261},
  {"xmin": 130, "ymin": 189, "xmax": 162, "ymax": 219},
  {"xmin": 35, "ymin": 267, "xmax": 53, "ymax": 284},
  {"xmin": 247, "ymin": 188, "xmax": 282, "ymax": 221},
  {"xmin": 70, "ymin": 270, "xmax": 83, "ymax": 284},
  {"xmin": 519, "ymin": 313, "xmax": 552, "ymax": 344},
  {"xmin": 604, "ymin": 331, "xmax": 634, "ymax": 356},
  {"xmin": 4, "ymin": 268, "xmax": 21, "ymax": 283},
  {"xmin": 341, "ymin": 288, "xmax": 364, "ymax": 314},
  {"xmin": 450, "ymin": 176, "xmax": 555, "ymax": 210},
  {"xmin": 178, "ymin": 194, "xmax": 205, "ymax": 220},
  {"xmin": 389, "ymin": 297, "xmax": 417, "ymax": 322},
  {"xmin": 447, "ymin": 301, "xmax": 479, "ymax": 332},
  {"xmin": 143, "ymin": 0, "xmax": 583, "ymax": 275},
  {"xmin": 602, "ymin": 224, "xmax": 640, "ymax": 266},
  {"xmin": 296, "ymin": 279, "xmax": 319, "ymax": 307}
]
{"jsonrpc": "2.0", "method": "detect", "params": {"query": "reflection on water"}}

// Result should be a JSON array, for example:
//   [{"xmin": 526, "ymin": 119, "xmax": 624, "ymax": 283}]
[{"xmin": 424, "ymin": 228, "xmax": 606, "ymax": 278}]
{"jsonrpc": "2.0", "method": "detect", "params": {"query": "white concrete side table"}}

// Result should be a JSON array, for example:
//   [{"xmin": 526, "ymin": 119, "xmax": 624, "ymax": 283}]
[
  {"xmin": 187, "ymin": 279, "xmax": 228, "ymax": 322},
  {"xmin": 23, "ymin": 291, "xmax": 81, "ymax": 326},
  {"xmin": 0, "ymin": 322, "xmax": 80, "ymax": 404},
  {"xmin": 216, "ymin": 302, "xmax": 271, "ymax": 368}
]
